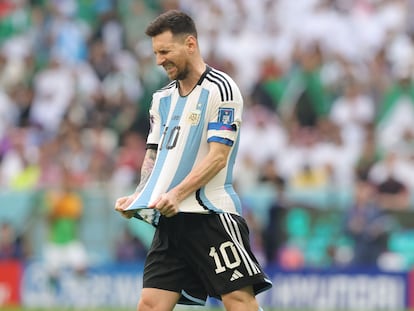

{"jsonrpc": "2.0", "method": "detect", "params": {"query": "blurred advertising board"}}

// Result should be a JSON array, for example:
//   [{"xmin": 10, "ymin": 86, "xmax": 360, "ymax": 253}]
[
  {"xmin": 259, "ymin": 267, "xmax": 409, "ymax": 311},
  {"xmin": 21, "ymin": 262, "xmax": 144, "ymax": 308},
  {"xmin": 0, "ymin": 260, "xmax": 22, "ymax": 306},
  {"xmin": 16, "ymin": 262, "xmax": 414, "ymax": 309}
]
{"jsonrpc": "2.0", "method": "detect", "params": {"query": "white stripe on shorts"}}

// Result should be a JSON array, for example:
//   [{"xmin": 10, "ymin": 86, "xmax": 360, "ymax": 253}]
[
  {"xmin": 225, "ymin": 214, "xmax": 261, "ymax": 275},
  {"xmin": 219, "ymin": 213, "xmax": 261, "ymax": 276}
]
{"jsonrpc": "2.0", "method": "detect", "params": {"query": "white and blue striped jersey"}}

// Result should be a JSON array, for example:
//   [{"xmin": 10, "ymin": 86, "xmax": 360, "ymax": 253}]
[{"xmin": 126, "ymin": 66, "xmax": 243, "ymax": 226}]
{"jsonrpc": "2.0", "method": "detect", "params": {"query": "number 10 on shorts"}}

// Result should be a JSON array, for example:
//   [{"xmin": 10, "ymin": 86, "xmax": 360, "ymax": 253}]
[{"xmin": 209, "ymin": 241, "xmax": 241, "ymax": 274}]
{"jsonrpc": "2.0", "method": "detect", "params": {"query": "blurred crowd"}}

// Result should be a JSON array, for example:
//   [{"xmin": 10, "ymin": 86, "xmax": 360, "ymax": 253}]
[{"xmin": 1, "ymin": 0, "xmax": 414, "ymax": 270}]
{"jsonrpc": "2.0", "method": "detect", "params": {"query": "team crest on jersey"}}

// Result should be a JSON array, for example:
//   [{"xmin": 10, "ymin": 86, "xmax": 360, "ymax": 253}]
[
  {"xmin": 218, "ymin": 108, "xmax": 234, "ymax": 124},
  {"xmin": 187, "ymin": 110, "xmax": 201, "ymax": 125}
]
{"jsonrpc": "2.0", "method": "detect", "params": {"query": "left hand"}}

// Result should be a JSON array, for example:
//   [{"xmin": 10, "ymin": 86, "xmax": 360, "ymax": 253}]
[
  {"xmin": 149, "ymin": 190, "xmax": 180, "ymax": 217},
  {"xmin": 115, "ymin": 193, "xmax": 138, "ymax": 219}
]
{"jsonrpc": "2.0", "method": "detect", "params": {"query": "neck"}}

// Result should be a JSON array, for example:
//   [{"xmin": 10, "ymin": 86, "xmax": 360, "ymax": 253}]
[{"xmin": 178, "ymin": 58, "xmax": 206, "ymax": 96}]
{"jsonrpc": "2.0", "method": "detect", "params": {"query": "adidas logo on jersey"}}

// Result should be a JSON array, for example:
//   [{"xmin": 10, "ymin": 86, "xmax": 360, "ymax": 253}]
[{"xmin": 230, "ymin": 269, "xmax": 244, "ymax": 281}]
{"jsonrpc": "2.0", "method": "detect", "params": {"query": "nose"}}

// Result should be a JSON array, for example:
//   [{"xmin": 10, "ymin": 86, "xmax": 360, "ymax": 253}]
[{"xmin": 156, "ymin": 54, "xmax": 165, "ymax": 66}]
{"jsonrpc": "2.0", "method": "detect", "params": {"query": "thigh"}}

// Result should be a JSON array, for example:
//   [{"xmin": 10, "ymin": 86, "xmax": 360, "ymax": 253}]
[{"xmin": 138, "ymin": 288, "xmax": 180, "ymax": 311}]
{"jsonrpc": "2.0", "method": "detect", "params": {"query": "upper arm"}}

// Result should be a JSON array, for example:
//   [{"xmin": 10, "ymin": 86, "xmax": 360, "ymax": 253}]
[{"xmin": 207, "ymin": 83, "xmax": 243, "ymax": 148}]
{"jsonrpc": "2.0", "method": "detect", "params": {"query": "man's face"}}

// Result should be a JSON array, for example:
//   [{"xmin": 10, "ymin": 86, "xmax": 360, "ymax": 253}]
[{"xmin": 152, "ymin": 30, "xmax": 190, "ymax": 81}]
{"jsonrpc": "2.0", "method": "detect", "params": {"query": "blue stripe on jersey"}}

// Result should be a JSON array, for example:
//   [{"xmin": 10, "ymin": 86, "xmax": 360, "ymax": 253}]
[
  {"xmin": 207, "ymin": 122, "xmax": 234, "ymax": 131},
  {"xmin": 129, "ymin": 95, "xmax": 186, "ymax": 209},
  {"xmin": 159, "ymin": 95, "xmax": 172, "ymax": 127},
  {"xmin": 224, "ymin": 131, "xmax": 242, "ymax": 214},
  {"xmin": 167, "ymin": 89, "xmax": 210, "ymax": 191}
]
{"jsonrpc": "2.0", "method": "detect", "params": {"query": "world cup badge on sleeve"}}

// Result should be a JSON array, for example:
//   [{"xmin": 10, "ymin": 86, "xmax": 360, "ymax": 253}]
[{"xmin": 218, "ymin": 107, "xmax": 234, "ymax": 124}]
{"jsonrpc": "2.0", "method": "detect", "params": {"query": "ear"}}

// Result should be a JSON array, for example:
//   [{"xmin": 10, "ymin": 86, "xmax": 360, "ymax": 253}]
[{"xmin": 185, "ymin": 35, "xmax": 197, "ymax": 53}]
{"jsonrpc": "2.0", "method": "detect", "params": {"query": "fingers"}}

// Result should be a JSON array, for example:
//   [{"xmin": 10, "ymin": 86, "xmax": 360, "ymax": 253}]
[
  {"xmin": 115, "ymin": 202, "xmax": 135, "ymax": 219},
  {"xmin": 114, "ymin": 196, "xmax": 132, "ymax": 216},
  {"xmin": 150, "ymin": 195, "xmax": 178, "ymax": 217},
  {"xmin": 147, "ymin": 197, "xmax": 161, "ymax": 209},
  {"xmin": 116, "ymin": 193, "xmax": 179, "ymax": 219},
  {"xmin": 115, "ymin": 197, "xmax": 125, "ymax": 207}
]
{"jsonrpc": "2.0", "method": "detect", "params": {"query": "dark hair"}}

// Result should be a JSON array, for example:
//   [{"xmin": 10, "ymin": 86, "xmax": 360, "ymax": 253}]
[{"xmin": 145, "ymin": 10, "xmax": 197, "ymax": 38}]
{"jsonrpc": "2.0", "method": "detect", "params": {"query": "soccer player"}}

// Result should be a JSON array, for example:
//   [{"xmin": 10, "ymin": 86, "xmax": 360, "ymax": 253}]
[{"xmin": 115, "ymin": 10, "xmax": 272, "ymax": 311}]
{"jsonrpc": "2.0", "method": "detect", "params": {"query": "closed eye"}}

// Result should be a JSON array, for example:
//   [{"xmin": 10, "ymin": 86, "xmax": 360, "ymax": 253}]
[{"xmin": 155, "ymin": 49, "xmax": 169, "ymax": 56}]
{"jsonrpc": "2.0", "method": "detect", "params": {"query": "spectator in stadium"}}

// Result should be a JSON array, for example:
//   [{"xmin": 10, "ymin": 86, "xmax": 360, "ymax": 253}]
[
  {"xmin": 250, "ymin": 56, "xmax": 287, "ymax": 114},
  {"xmin": 115, "ymin": 10, "xmax": 271, "ymax": 311},
  {"xmin": 376, "ymin": 65, "xmax": 414, "ymax": 155},
  {"xmin": 355, "ymin": 125, "xmax": 379, "ymax": 179},
  {"xmin": 29, "ymin": 53, "xmax": 75, "ymax": 136},
  {"xmin": 0, "ymin": 222, "xmax": 30, "ymax": 261},
  {"xmin": 88, "ymin": 38, "xmax": 113, "ymax": 82},
  {"xmin": 342, "ymin": 172, "xmax": 394, "ymax": 268},
  {"xmin": 262, "ymin": 174, "xmax": 289, "ymax": 265},
  {"xmin": 328, "ymin": 77, "xmax": 375, "ymax": 152},
  {"xmin": 376, "ymin": 174, "xmax": 411, "ymax": 211},
  {"xmin": 368, "ymin": 151, "xmax": 412, "ymax": 210},
  {"xmin": 281, "ymin": 44, "xmax": 331, "ymax": 128},
  {"xmin": 0, "ymin": 127, "xmax": 40, "ymax": 190},
  {"xmin": 43, "ymin": 166, "xmax": 88, "ymax": 285}
]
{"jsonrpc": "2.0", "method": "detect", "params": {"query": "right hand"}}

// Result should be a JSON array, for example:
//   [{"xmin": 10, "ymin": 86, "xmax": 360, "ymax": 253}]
[{"xmin": 114, "ymin": 193, "xmax": 138, "ymax": 219}]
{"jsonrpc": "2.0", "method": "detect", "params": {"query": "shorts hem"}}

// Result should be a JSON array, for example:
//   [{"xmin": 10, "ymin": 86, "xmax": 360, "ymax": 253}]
[
  {"xmin": 213, "ymin": 278, "xmax": 273, "ymax": 298},
  {"xmin": 142, "ymin": 285, "xmax": 207, "ymax": 306}
]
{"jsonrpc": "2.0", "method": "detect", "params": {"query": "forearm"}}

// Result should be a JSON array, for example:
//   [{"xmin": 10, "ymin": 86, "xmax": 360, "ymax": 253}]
[
  {"xmin": 135, "ymin": 148, "xmax": 157, "ymax": 193},
  {"xmin": 171, "ymin": 144, "xmax": 228, "ymax": 202}
]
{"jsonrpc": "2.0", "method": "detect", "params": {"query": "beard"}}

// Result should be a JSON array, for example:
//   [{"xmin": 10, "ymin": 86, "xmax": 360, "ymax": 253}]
[
  {"xmin": 176, "ymin": 66, "xmax": 189, "ymax": 81},
  {"xmin": 164, "ymin": 61, "xmax": 189, "ymax": 81}
]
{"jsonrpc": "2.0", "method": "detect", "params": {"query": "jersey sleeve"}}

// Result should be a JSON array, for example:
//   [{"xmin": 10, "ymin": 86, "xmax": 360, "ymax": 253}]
[
  {"xmin": 146, "ymin": 96, "xmax": 162, "ymax": 146},
  {"xmin": 207, "ymin": 83, "xmax": 243, "ymax": 146}
]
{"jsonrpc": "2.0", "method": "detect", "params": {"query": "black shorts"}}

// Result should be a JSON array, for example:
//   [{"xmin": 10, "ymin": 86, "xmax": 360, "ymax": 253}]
[{"xmin": 143, "ymin": 212, "xmax": 272, "ymax": 305}]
